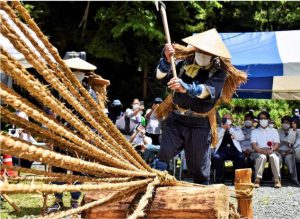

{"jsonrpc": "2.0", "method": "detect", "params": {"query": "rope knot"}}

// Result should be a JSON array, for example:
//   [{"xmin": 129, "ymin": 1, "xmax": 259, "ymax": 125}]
[{"xmin": 156, "ymin": 171, "xmax": 177, "ymax": 186}]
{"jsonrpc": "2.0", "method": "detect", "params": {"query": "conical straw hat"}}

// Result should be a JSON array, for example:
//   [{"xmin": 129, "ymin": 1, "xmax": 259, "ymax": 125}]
[
  {"xmin": 182, "ymin": 28, "xmax": 231, "ymax": 59},
  {"xmin": 64, "ymin": 57, "xmax": 97, "ymax": 71}
]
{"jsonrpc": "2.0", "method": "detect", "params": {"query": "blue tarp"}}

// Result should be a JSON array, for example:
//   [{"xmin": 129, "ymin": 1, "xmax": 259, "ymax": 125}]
[{"xmin": 220, "ymin": 30, "xmax": 300, "ymax": 99}]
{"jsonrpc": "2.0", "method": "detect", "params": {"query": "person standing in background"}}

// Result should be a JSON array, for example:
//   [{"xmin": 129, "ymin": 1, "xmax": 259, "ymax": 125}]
[{"xmin": 145, "ymin": 97, "xmax": 163, "ymax": 145}]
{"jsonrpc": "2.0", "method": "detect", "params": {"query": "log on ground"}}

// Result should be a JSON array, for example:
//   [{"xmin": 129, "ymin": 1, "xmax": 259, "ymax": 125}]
[{"xmin": 83, "ymin": 184, "xmax": 230, "ymax": 219}]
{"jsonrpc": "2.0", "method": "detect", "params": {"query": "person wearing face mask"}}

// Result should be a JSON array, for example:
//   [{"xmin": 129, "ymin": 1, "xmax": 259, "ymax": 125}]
[
  {"xmin": 145, "ymin": 97, "xmax": 163, "ymax": 145},
  {"xmin": 252, "ymin": 118, "xmax": 259, "ymax": 129},
  {"xmin": 277, "ymin": 116, "xmax": 297, "ymax": 183},
  {"xmin": 212, "ymin": 113, "xmax": 245, "ymax": 183},
  {"xmin": 108, "ymin": 99, "xmax": 123, "ymax": 124},
  {"xmin": 125, "ymin": 98, "xmax": 145, "ymax": 125},
  {"xmin": 240, "ymin": 113, "xmax": 255, "ymax": 168},
  {"xmin": 292, "ymin": 108, "xmax": 300, "ymax": 121},
  {"xmin": 154, "ymin": 28, "xmax": 247, "ymax": 185},
  {"xmin": 294, "ymin": 119, "xmax": 300, "ymax": 162},
  {"xmin": 269, "ymin": 120, "xmax": 276, "ymax": 130},
  {"xmin": 251, "ymin": 111, "xmax": 281, "ymax": 188}
]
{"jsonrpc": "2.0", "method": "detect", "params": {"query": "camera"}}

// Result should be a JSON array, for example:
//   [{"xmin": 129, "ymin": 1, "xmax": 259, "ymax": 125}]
[{"xmin": 221, "ymin": 118, "xmax": 232, "ymax": 126}]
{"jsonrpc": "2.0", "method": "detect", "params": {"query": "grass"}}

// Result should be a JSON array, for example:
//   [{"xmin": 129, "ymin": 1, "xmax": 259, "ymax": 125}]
[
  {"xmin": 0, "ymin": 192, "xmax": 82, "ymax": 219},
  {"xmin": 0, "ymin": 170, "xmax": 83, "ymax": 219}
]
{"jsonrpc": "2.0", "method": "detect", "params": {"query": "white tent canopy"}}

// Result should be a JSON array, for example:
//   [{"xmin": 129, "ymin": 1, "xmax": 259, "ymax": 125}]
[
  {"xmin": 220, "ymin": 30, "xmax": 300, "ymax": 100},
  {"xmin": 0, "ymin": 9, "xmax": 56, "ymax": 69}
]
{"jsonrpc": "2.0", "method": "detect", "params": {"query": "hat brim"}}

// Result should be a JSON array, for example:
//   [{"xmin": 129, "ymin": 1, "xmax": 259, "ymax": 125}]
[
  {"xmin": 64, "ymin": 57, "xmax": 97, "ymax": 71},
  {"xmin": 182, "ymin": 28, "xmax": 231, "ymax": 59}
]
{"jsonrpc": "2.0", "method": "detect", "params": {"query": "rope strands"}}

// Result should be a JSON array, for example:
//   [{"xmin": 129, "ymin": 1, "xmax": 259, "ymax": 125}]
[
  {"xmin": 127, "ymin": 176, "xmax": 161, "ymax": 219},
  {"xmin": 0, "ymin": 21, "xmax": 140, "ymax": 170},
  {"xmin": 0, "ymin": 85, "xmax": 138, "ymax": 171},
  {"xmin": 1, "ymin": 165, "xmax": 134, "ymax": 184},
  {"xmin": 2, "ymin": 1, "xmax": 152, "ymax": 172},
  {"xmin": 0, "ymin": 133, "xmax": 155, "ymax": 178},
  {"xmin": 0, "ymin": 2, "xmax": 240, "ymax": 218},
  {"xmin": 0, "ymin": 179, "xmax": 154, "ymax": 194},
  {"xmin": 39, "ymin": 184, "xmax": 147, "ymax": 219}
]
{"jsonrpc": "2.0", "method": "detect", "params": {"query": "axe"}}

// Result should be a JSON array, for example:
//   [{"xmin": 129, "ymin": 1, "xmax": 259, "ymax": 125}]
[{"xmin": 155, "ymin": 1, "xmax": 177, "ymax": 78}]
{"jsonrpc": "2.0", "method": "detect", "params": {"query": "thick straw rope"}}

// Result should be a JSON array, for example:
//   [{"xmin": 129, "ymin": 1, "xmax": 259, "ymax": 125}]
[
  {"xmin": 39, "ymin": 184, "xmax": 147, "ymax": 219},
  {"xmin": 0, "ymin": 83, "xmax": 137, "ymax": 171},
  {"xmin": 0, "ymin": 13, "xmax": 137, "ymax": 166},
  {"xmin": 0, "ymin": 2, "xmax": 220, "ymax": 218},
  {"xmin": 127, "ymin": 176, "xmax": 160, "ymax": 219},
  {"xmin": 9, "ymin": 1, "xmax": 152, "ymax": 172},
  {"xmin": 0, "ymin": 132, "xmax": 155, "ymax": 178},
  {"xmin": 2, "ymin": 165, "xmax": 134, "ymax": 184},
  {"xmin": 1, "ymin": 106, "xmax": 114, "ymax": 163},
  {"xmin": 0, "ymin": 29, "xmax": 137, "ymax": 170},
  {"xmin": 7, "ymin": 176, "xmax": 132, "ymax": 184},
  {"xmin": 0, "ymin": 179, "xmax": 153, "ymax": 194},
  {"xmin": 1, "ymin": 2, "xmax": 153, "ymax": 172}
]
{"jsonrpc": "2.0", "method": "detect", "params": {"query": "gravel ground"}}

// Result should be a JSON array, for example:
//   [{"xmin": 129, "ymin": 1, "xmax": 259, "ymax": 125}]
[{"xmin": 229, "ymin": 181, "xmax": 300, "ymax": 219}]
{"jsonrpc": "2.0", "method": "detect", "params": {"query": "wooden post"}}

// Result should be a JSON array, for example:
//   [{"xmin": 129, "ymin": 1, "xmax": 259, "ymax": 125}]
[
  {"xmin": 83, "ymin": 184, "xmax": 230, "ymax": 219},
  {"xmin": 1, "ymin": 194, "xmax": 20, "ymax": 213},
  {"xmin": 235, "ymin": 168, "xmax": 253, "ymax": 219},
  {"xmin": 41, "ymin": 143, "xmax": 53, "ymax": 215}
]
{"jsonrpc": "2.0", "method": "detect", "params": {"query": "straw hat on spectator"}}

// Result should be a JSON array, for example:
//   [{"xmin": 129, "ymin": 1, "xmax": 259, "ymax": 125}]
[{"xmin": 64, "ymin": 57, "xmax": 97, "ymax": 71}]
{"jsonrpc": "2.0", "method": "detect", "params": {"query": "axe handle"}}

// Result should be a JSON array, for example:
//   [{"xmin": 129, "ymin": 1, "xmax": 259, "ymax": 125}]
[{"xmin": 159, "ymin": 4, "xmax": 177, "ymax": 78}]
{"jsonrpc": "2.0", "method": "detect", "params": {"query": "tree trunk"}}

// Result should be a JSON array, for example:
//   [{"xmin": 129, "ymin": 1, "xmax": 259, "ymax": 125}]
[
  {"xmin": 143, "ymin": 68, "xmax": 148, "ymax": 100},
  {"xmin": 83, "ymin": 184, "xmax": 230, "ymax": 219}
]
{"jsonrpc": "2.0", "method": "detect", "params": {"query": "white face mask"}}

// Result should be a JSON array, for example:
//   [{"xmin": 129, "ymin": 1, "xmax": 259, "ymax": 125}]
[
  {"xmin": 132, "ymin": 103, "xmax": 140, "ymax": 110},
  {"xmin": 295, "ymin": 112, "xmax": 299, "ymax": 116},
  {"xmin": 194, "ymin": 52, "xmax": 212, "ymax": 66},
  {"xmin": 269, "ymin": 124, "xmax": 274, "ymax": 128},
  {"xmin": 259, "ymin": 119, "xmax": 269, "ymax": 128},
  {"xmin": 244, "ymin": 120, "xmax": 253, "ymax": 127},
  {"xmin": 73, "ymin": 71, "xmax": 85, "ymax": 82},
  {"xmin": 282, "ymin": 123, "xmax": 290, "ymax": 130}
]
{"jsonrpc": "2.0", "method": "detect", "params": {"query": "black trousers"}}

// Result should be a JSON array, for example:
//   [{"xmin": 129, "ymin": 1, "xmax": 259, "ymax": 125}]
[
  {"xmin": 158, "ymin": 112, "xmax": 211, "ymax": 184},
  {"xmin": 213, "ymin": 144, "xmax": 245, "ymax": 182}
]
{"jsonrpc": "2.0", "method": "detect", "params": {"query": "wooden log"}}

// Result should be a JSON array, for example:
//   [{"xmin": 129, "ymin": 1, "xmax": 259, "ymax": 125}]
[
  {"xmin": 235, "ymin": 168, "xmax": 253, "ymax": 219},
  {"xmin": 83, "ymin": 184, "xmax": 230, "ymax": 219}
]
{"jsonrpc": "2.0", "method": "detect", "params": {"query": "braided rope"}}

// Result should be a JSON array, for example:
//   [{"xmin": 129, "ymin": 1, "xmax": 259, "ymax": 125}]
[
  {"xmin": 0, "ymin": 179, "xmax": 153, "ymax": 194},
  {"xmin": 0, "ymin": 133, "xmax": 156, "ymax": 178},
  {"xmin": 0, "ymin": 83, "xmax": 137, "ymax": 171},
  {"xmin": 1, "ymin": 108, "xmax": 92, "ymax": 160},
  {"xmin": 1, "ymin": 2, "xmax": 150, "ymax": 172},
  {"xmin": 2, "ymin": 166, "xmax": 134, "ymax": 184},
  {"xmin": 0, "ymin": 34, "xmax": 135, "ymax": 169},
  {"xmin": 0, "ymin": 3, "xmax": 201, "ymax": 219},
  {"xmin": 10, "ymin": 0, "xmax": 153, "ymax": 172},
  {"xmin": 127, "ymin": 176, "xmax": 160, "ymax": 219},
  {"xmin": 39, "ymin": 184, "xmax": 147, "ymax": 219},
  {"xmin": 1, "ymin": 106, "xmax": 117, "ymax": 163}
]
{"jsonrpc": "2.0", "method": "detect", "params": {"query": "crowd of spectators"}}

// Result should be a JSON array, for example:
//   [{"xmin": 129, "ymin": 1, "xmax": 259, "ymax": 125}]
[{"xmin": 109, "ymin": 99, "xmax": 300, "ymax": 188}]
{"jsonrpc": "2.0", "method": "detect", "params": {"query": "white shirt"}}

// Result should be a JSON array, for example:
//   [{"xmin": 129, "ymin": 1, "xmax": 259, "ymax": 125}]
[
  {"xmin": 240, "ymin": 126, "xmax": 254, "ymax": 151},
  {"xmin": 294, "ymin": 129, "xmax": 300, "ymax": 149},
  {"xmin": 145, "ymin": 109, "xmax": 161, "ymax": 135},
  {"xmin": 215, "ymin": 126, "xmax": 245, "ymax": 153},
  {"xmin": 251, "ymin": 127, "xmax": 280, "ymax": 149},
  {"xmin": 132, "ymin": 133, "xmax": 152, "ymax": 146},
  {"xmin": 278, "ymin": 128, "xmax": 297, "ymax": 151},
  {"xmin": 125, "ymin": 108, "xmax": 142, "ymax": 123}
]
